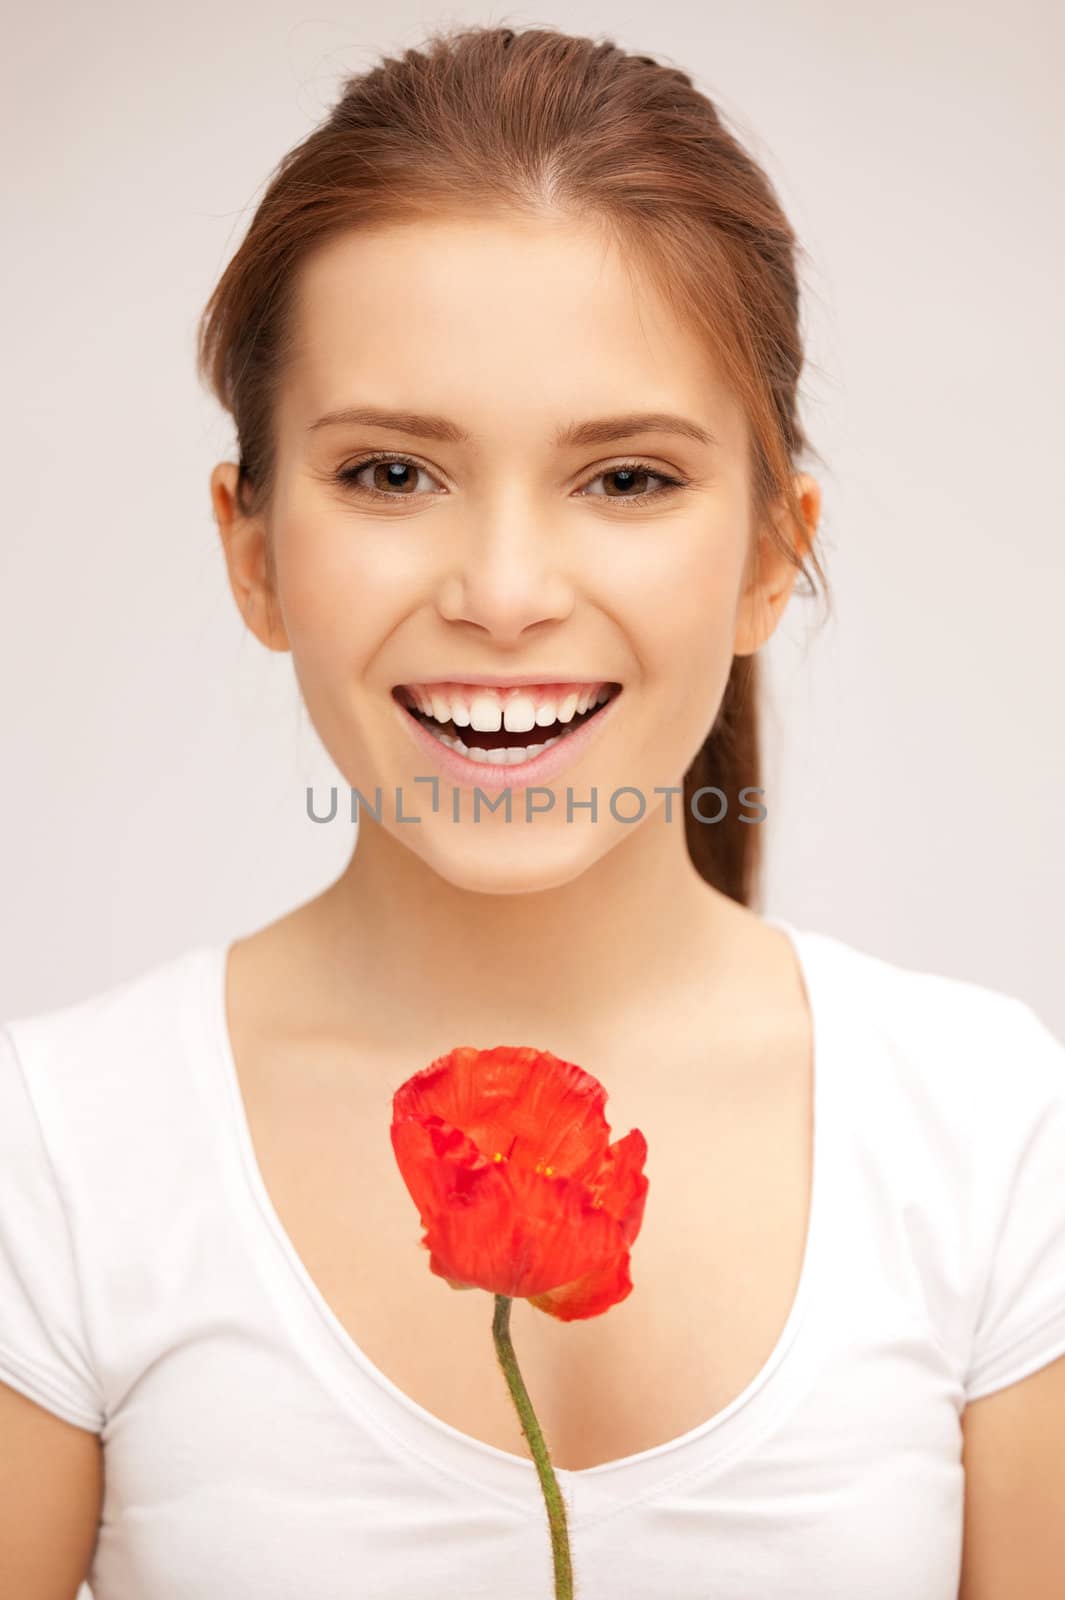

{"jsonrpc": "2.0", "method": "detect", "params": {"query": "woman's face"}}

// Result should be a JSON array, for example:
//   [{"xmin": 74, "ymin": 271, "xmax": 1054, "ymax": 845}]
[{"xmin": 212, "ymin": 213, "xmax": 817, "ymax": 894}]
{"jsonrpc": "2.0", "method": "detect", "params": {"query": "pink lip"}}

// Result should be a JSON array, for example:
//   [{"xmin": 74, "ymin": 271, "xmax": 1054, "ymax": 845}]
[{"xmin": 392, "ymin": 687, "xmax": 624, "ymax": 791}]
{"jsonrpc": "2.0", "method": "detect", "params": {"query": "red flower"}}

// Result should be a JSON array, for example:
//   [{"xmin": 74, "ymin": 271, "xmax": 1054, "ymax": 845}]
[{"xmin": 391, "ymin": 1045, "xmax": 649, "ymax": 1321}]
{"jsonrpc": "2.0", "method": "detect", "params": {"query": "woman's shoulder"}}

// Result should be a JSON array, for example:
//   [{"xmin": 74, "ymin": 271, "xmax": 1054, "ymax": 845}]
[
  {"xmin": 794, "ymin": 920, "xmax": 1063, "ymax": 1109},
  {"xmin": 2, "ymin": 942, "xmax": 216, "ymax": 1091},
  {"xmin": 792, "ymin": 923, "xmax": 1065, "ymax": 1397},
  {"xmin": 1, "ymin": 943, "xmax": 226, "ymax": 1187},
  {"xmin": 0, "ymin": 944, "xmax": 228, "ymax": 1431},
  {"xmin": 788, "ymin": 919, "xmax": 1064, "ymax": 1188}
]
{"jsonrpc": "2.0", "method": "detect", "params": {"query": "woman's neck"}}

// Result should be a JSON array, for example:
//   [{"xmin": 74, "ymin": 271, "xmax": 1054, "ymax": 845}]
[{"xmin": 293, "ymin": 810, "xmax": 756, "ymax": 1051}]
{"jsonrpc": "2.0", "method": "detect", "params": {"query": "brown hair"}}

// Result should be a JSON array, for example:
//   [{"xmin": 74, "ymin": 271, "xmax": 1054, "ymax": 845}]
[{"xmin": 197, "ymin": 21, "xmax": 830, "ymax": 908}]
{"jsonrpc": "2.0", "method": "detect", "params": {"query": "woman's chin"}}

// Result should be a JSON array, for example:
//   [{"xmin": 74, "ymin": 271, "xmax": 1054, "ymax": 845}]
[{"xmin": 407, "ymin": 824, "xmax": 621, "ymax": 897}]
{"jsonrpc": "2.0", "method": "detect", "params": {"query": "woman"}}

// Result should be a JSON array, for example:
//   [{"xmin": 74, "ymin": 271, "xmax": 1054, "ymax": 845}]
[{"xmin": 2, "ymin": 23, "xmax": 1062, "ymax": 1599}]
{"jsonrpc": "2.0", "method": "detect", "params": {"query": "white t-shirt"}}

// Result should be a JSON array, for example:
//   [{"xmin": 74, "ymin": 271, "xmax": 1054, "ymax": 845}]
[{"xmin": 2, "ymin": 919, "xmax": 1064, "ymax": 1599}]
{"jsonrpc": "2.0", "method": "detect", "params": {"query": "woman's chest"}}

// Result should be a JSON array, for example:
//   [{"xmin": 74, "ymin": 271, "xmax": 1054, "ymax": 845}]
[{"xmin": 232, "ymin": 1019, "xmax": 814, "ymax": 1473}]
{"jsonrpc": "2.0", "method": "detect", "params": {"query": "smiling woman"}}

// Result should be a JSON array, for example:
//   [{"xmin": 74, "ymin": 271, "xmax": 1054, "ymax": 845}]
[
  {"xmin": 197, "ymin": 23, "xmax": 827, "ymax": 908},
  {"xmin": 2, "ymin": 18, "xmax": 1064, "ymax": 1600},
  {"xmin": 204, "ymin": 206, "xmax": 823, "ymax": 898}
]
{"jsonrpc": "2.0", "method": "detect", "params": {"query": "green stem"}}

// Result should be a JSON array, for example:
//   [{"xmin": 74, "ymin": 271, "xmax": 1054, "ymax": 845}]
[{"xmin": 492, "ymin": 1294, "xmax": 574, "ymax": 1599}]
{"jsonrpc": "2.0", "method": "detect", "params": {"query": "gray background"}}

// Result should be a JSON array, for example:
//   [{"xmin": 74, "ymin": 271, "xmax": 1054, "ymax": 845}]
[{"xmin": 3, "ymin": 0, "xmax": 1062, "ymax": 1063}]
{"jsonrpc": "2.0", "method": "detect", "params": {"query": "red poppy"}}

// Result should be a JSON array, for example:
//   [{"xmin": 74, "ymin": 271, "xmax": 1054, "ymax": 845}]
[{"xmin": 391, "ymin": 1044, "xmax": 649, "ymax": 1321}]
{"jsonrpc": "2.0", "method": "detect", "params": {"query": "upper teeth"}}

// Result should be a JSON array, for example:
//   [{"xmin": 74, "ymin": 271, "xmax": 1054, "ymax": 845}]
[{"xmin": 404, "ymin": 683, "xmax": 614, "ymax": 733}]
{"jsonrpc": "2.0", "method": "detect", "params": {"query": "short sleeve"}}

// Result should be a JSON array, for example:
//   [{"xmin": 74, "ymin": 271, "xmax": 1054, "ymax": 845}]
[
  {"xmin": 963, "ymin": 1000, "xmax": 1065, "ymax": 1401},
  {"xmin": 0, "ymin": 1023, "xmax": 104, "ymax": 1430}
]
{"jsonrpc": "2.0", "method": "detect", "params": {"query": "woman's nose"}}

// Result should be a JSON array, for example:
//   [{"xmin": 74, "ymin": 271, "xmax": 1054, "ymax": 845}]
[{"xmin": 435, "ymin": 508, "xmax": 576, "ymax": 643}]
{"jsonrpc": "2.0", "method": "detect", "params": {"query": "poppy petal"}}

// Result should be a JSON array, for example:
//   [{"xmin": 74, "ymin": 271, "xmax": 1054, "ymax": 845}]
[
  {"xmin": 526, "ymin": 1249, "xmax": 635, "ymax": 1321},
  {"xmin": 422, "ymin": 1160, "xmax": 626, "ymax": 1298},
  {"xmin": 592, "ymin": 1129, "xmax": 651, "ymax": 1244},
  {"xmin": 393, "ymin": 1046, "xmax": 613, "ymax": 1181},
  {"xmin": 390, "ymin": 1113, "xmax": 493, "ymax": 1225}
]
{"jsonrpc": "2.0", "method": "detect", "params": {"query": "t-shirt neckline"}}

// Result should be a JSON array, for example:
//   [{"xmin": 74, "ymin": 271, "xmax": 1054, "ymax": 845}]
[{"xmin": 195, "ymin": 915, "xmax": 835, "ymax": 1512}]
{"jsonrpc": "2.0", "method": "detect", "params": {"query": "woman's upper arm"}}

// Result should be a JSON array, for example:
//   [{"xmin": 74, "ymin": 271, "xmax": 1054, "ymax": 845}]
[
  {"xmin": 0, "ymin": 1379, "xmax": 102, "ymax": 1597},
  {"xmin": 959, "ymin": 1350, "xmax": 1065, "ymax": 1599}
]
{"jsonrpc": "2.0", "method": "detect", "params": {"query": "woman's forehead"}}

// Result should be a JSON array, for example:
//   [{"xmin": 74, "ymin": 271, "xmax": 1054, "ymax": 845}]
[{"xmin": 285, "ymin": 219, "xmax": 741, "ymax": 450}]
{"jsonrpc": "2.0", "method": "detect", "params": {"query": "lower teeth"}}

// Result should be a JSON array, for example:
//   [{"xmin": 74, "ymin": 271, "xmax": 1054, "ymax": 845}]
[{"xmin": 424, "ymin": 722, "xmax": 569, "ymax": 766}]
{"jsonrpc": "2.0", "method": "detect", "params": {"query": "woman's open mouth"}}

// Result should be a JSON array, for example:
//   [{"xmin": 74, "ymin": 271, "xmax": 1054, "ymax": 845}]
[{"xmin": 392, "ymin": 681, "xmax": 623, "ymax": 769}]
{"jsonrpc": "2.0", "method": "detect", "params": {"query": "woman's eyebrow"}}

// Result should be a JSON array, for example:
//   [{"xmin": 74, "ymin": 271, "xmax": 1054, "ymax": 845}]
[{"xmin": 306, "ymin": 405, "xmax": 718, "ymax": 449}]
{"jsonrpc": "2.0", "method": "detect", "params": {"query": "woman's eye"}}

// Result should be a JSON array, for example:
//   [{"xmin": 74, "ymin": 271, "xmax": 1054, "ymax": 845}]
[
  {"xmin": 333, "ymin": 455, "xmax": 687, "ymax": 507},
  {"xmin": 336, "ymin": 456, "xmax": 438, "ymax": 498},
  {"xmin": 579, "ymin": 464, "xmax": 685, "ymax": 501}
]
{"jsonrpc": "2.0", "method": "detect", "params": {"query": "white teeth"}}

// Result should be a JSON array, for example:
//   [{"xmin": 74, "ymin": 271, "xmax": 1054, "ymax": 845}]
[
  {"xmin": 411, "ymin": 685, "xmax": 622, "ymax": 767},
  {"xmin": 404, "ymin": 682, "xmax": 618, "ymax": 733},
  {"xmin": 431, "ymin": 729, "xmax": 563, "ymax": 765},
  {"xmin": 502, "ymin": 694, "xmax": 537, "ymax": 734},
  {"xmin": 469, "ymin": 694, "xmax": 503, "ymax": 733}
]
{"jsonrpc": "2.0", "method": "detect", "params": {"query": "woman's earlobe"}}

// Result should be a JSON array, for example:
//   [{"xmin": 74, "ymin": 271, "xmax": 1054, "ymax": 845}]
[
  {"xmin": 733, "ymin": 472, "xmax": 821, "ymax": 654},
  {"xmin": 732, "ymin": 555, "xmax": 800, "ymax": 655},
  {"xmin": 210, "ymin": 462, "xmax": 290, "ymax": 653}
]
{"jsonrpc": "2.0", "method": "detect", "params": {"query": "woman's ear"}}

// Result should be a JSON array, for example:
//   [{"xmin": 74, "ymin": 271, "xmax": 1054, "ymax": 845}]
[
  {"xmin": 732, "ymin": 472, "xmax": 821, "ymax": 657},
  {"xmin": 209, "ymin": 462, "xmax": 290, "ymax": 652}
]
